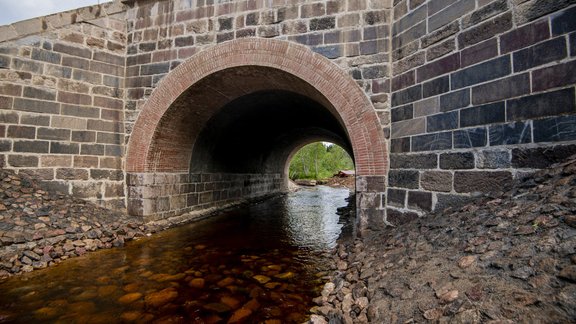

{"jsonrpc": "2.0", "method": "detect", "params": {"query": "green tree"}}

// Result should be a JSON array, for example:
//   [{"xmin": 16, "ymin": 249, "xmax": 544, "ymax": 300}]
[{"xmin": 289, "ymin": 142, "xmax": 354, "ymax": 180}]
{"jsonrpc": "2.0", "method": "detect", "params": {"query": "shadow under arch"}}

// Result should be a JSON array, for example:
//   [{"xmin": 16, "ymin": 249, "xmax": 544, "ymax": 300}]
[{"xmin": 125, "ymin": 38, "xmax": 388, "ymax": 229}]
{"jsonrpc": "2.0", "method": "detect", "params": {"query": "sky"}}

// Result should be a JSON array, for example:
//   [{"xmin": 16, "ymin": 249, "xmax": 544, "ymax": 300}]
[{"xmin": 0, "ymin": 0, "xmax": 113, "ymax": 26}]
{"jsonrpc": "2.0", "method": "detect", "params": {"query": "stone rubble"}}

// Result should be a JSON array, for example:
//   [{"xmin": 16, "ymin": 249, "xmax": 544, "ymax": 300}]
[
  {"xmin": 311, "ymin": 155, "xmax": 576, "ymax": 323},
  {"xmin": 0, "ymin": 168, "xmax": 163, "ymax": 278}
]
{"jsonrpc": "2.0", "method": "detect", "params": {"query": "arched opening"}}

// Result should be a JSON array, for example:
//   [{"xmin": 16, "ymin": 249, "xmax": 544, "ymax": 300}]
[
  {"xmin": 287, "ymin": 142, "xmax": 354, "ymax": 182},
  {"xmin": 126, "ymin": 39, "xmax": 387, "ymax": 228}
]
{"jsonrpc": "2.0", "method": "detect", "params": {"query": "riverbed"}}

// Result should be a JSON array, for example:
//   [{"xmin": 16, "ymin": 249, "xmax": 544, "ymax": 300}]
[{"xmin": 0, "ymin": 186, "xmax": 350, "ymax": 323}]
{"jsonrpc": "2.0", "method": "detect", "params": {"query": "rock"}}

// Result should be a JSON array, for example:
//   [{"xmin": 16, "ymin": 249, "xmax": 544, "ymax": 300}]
[
  {"xmin": 152, "ymin": 273, "xmax": 185, "ymax": 282},
  {"xmin": 558, "ymin": 266, "xmax": 576, "ymax": 282},
  {"xmin": 68, "ymin": 301, "xmax": 96, "ymax": 314},
  {"xmin": 274, "ymin": 272, "xmax": 295, "ymax": 280},
  {"xmin": 264, "ymin": 282, "xmax": 281, "ymax": 289},
  {"xmin": 565, "ymin": 215, "xmax": 576, "ymax": 228},
  {"xmin": 203, "ymin": 303, "xmax": 232, "ymax": 313},
  {"xmin": 118, "ymin": 292, "xmax": 143, "ymax": 304},
  {"xmin": 220, "ymin": 296, "xmax": 241, "ymax": 310},
  {"xmin": 309, "ymin": 314, "xmax": 328, "ymax": 324},
  {"xmin": 189, "ymin": 278, "xmax": 205, "ymax": 289},
  {"xmin": 34, "ymin": 307, "xmax": 59, "ymax": 320},
  {"xmin": 145, "ymin": 288, "xmax": 178, "ymax": 308},
  {"xmin": 217, "ymin": 277, "xmax": 235, "ymax": 287},
  {"xmin": 342, "ymin": 293, "xmax": 353, "ymax": 313},
  {"xmin": 458, "ymin": 256, "xmax": 476, "ymax": 268},
  {"xmin": 452, "ymin": 309, "xmax": 481, "ymax": 322},
  {"xmin": 321, "ymin": 282, "xmax": 335, "ymax": 298},
  {"xmin": 97, "ymin": 285, "xmax": 117, "ymax": 297},
  {"xmin": 20, "ymin": 256, "xmax": 33, "ymax": 265},
  {"xmin": 337, "ymin": 260, "xmax": 348, "ymax": 271},
  {"xmin": 439, "ymin": 290, "xmax": 459, "ymax": 303},
  {"xmin": 228, "ymin": 307, "xmax": 253, "ymax": 323},
  {"xmin": 123, "ymin": 283, "xmax": 140, "ymax": 292},
  {"xmin": 295, "ymin": 179, "xmax": 317, "ymax": 186},
  {"xmin": 32, "ymin": 261, "xmax": 47, "ymax": 269},
  {"xmin": 253, "ymin": 275, "xmax": 271, "ymax": 284},
  {"xmin": 356, "ymin": 296, "xmax": 369, "ymax": 310},
  {"xmin": 264, "ymin": 320, "xmax": 282, "ymax": 324},
  {"xmin": 360, "ymin": 268, "xmax": 374, "ymax": 279},
  {"xmin": 120, "ymin": 311, "xmax": 142, "ymax": 322},
  {"xmin": 267, "ymin": 264, "xmax": 282, "ymax": 271},
  {"xmin": 511, "ymin": 266, "xmax": 535, "ymax": 280},
  {"xmin": 423, "ymin": 308, "xmax": 443, "ymax": 320}
]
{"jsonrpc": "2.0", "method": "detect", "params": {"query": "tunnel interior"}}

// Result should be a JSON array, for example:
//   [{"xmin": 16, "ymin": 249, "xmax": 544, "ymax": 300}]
[
  {"xmin": 129, "ymin": 65, "xmax": 356, "ymax": 220},
  {"xmin": 190, "ymin": 89, "xmax": 353, "ymax": 175},
  {"xmin": 149, "ymin": 66, "xmax": 353, "ymax": 177}
]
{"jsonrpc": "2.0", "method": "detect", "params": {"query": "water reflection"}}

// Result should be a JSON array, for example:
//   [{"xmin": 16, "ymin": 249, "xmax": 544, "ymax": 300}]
[{"xmin": 0, "ymin": 186, "xmax": 350, "ymax": 323}]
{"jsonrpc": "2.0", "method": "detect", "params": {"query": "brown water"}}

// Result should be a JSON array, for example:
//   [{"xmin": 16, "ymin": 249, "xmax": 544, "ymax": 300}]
[{"xmin": 0, "ymin": 186, "xmax": 350, "ymax": 323}]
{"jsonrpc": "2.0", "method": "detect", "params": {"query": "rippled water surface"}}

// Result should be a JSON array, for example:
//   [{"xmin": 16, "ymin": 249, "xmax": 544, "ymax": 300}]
[{"xmin": 0, "ymin": 186, "xmax": 350, "ymax": 323}]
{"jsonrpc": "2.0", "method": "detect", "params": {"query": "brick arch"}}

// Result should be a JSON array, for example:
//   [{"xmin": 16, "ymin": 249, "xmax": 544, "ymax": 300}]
[{"xmin": 126, "ymin": 38, "xmax": 387, "ymax": 177}]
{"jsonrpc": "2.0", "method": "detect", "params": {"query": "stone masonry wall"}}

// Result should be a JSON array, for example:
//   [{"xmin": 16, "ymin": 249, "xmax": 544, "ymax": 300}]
[
  {"xmin": 0, "ymin": 3, "xmax": 128, "ymax": 210},
  {"xmin": 121, "ymin": 0, "xmax": 392, "ymax": 139},
  {"xmin": 387, "ymin": 0, "xmax": 576, "ymax": 222},
  {"xmin": 127, "ymin": 172, "xmax": 283, "ymax": 222}
]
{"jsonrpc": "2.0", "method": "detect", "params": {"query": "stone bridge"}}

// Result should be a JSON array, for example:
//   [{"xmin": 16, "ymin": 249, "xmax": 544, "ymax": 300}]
[{"xmin": 0, "ymin": 0, "xmax": 575, "ymax": 228}]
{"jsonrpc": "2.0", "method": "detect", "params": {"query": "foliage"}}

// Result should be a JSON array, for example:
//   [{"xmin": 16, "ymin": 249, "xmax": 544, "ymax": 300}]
[{"xmin": 288, "ymin": 142, "xmax": 354, "ymax": 180}]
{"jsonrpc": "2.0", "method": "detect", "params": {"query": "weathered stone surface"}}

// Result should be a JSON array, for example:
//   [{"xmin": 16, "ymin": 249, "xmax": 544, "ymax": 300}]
[
  {"xmin": 408, "ymin": 190, "xmax": 432, "ymax": 211},
  {"xmin": 454, "ymin": 171, "xmax": 512, "ymax": 193},
  {"xmin": 390, "ymin": 153, "xmax": 437, "ymax": 169},
  {"xmin": 421, "ymin": 171, "xmax": 452, "ymax": 192},
  {"xmin": 388, "ymin": 170, "xmax": 419, "ymax": 189},
  {"xmin": 386, "ymin": 208, "xmax": 419, "ymax": 225},
  {"xmin": 477, "ymin": 150, "xmax": 510, "ymax": 169},
  {"xmin": 453, "ymin": 127, "xmax": 487, "ymax": 149},
  {"xmin": 512, "ymin": 145, "xmax": 576, "ymax": 169},
  {"xmin": 489, "ymin": 121, "xmax": 532, "ymax": 146}
]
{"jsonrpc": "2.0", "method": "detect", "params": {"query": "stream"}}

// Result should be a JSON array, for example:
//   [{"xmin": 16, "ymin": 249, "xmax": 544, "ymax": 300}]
[{"xmin": 0, "ymin": 186, "xmax": 351, "ymax": 323}]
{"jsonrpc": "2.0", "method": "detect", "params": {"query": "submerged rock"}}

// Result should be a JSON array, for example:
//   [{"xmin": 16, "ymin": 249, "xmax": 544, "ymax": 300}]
[
  {"xmin": 145, "ymin": 288, "xmax": 178, "ymax": 308},
  {"xmin": 228, "ymin": 307, "xmax": 252, "ymax": 323},
  {"xmin": 118, "ymin": 292, "xmax": 143, "ymax": 304}
]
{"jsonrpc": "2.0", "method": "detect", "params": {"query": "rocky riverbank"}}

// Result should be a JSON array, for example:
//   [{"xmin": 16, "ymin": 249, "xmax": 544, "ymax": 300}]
[
  {"xmin": 310, "ymin": 156, "xmax": 576, "ymax": 323},
  {"xmin": 0, "ymin": 169, "xmax": 275, "ymax": 279},
  {"xmin": 0, "ymin": 169, "xmax": 161, "ymax": 278}
]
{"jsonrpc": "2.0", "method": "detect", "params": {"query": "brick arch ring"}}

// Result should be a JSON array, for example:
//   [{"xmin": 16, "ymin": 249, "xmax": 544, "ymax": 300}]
[{"xmin": 125, "ymin": 38, "xmax": 388, "ymax": 177}]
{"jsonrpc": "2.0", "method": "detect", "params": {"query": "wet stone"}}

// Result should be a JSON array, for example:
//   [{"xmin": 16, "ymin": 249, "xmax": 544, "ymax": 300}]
[
  {"xmin": 145, "ymin": 288, "xmax": 178, "ymax": 308},
  {"xmin": 118, "ymin": 292, "xmax": 142, "ymax": 304}
]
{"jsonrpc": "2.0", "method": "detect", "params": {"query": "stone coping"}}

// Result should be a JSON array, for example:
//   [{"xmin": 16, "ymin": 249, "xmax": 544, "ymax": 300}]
[{"xmin": 0, "ymin": 0, "xmax": 128, "ymax": 43}]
